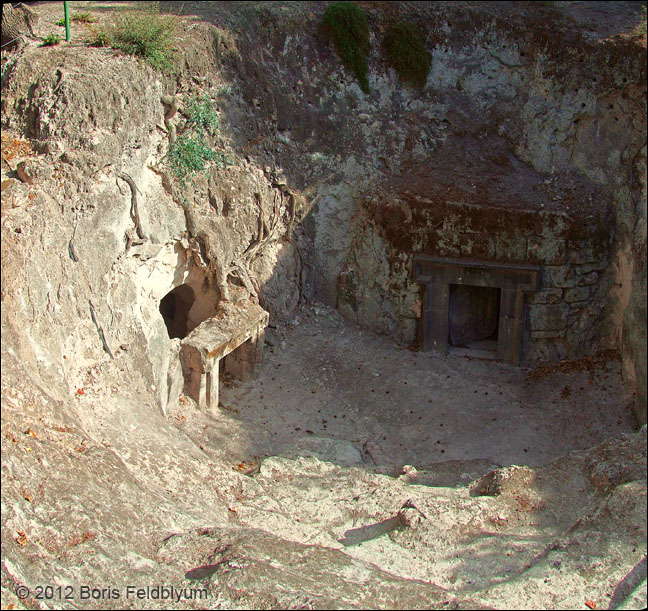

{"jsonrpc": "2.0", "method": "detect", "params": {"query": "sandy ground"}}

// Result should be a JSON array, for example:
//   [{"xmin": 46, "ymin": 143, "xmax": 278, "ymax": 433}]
[{"xmin": 169, "ymin": 302, "xmax": 637, "ymax": 475}]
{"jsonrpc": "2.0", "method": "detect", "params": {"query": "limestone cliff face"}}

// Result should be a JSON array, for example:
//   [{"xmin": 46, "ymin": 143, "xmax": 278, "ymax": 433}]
[
  {"xmin": 1, "ymin": 40, "xmax": 305, "ymax": 413},
  {"xmin": 2, "ymin": 3, "xmax": 645, "ymax": 413},
  {"xmin": 183, "ymin": 1, "xmax": 646, "ymax": 414}
]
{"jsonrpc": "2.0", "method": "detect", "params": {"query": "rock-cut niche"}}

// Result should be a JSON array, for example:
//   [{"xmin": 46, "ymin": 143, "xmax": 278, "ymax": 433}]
[{"xmin": 159, "ymin": 284, "xmax": 196, "ymax": 339}]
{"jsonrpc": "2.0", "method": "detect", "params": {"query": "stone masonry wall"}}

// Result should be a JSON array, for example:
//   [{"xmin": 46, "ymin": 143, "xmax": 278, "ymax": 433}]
[{"xmin": 336, "ymin": 194, "xmax": 614, "ymax": 362}]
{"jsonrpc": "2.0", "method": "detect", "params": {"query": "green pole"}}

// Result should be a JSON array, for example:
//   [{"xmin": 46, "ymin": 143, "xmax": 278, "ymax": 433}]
[{"xmin": 64, "ymin": 1, "xmax": 71, "ymax": 42}]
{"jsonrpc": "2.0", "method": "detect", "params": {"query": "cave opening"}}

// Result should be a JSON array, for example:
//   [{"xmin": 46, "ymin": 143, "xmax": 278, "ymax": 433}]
[
  {"xmin": 448, "ymin": 284, "xmax": 501, "ymax": 352},
  {"xmin": 160, "ymin": 284, "xmax": 196, "ymax": 339}
]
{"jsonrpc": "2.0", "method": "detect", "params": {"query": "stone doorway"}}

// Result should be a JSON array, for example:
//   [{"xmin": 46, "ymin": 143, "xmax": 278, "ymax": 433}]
[{"xmin": 413, "ymin": 256, "xmax": 540, "ymax": 364}]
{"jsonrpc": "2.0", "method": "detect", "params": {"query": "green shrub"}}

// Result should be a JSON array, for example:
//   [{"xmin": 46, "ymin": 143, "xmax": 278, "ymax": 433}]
[
  {"xmin": 186, "ymin": 94, "xmax": 220, "ymax": 135},
  {"xmin": 322, "ymin": 2, "xmax": 371, "ymax": 93},
  {"xmin": 111, "ymin": 12, "xmax": 177, "ymax": 72},
  {"xmin": 87, "ymin": 26, "xmax": 111, "ymax": 48},
  {"xmin": 43, "ymin": 33, "xmax": 61, "ymax": 46},
  {"xmin": 383, "ymin": 21, "xmax": 431, "ymax": 89},
  {"xmin": 167, "ymin": 135, "xmax": 231, "ymax": 187}
]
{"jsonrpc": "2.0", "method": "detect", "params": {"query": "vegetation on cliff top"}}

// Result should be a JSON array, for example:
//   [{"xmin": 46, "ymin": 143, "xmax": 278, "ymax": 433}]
[
  {"xmin": 321, "ymin": 4, "xmax": 433, "ymax": 93},
  {"xmin": 88, "ymin": 10, "xmax": 177, "ymax": 73},
  {"xmin": 55, "ymin": 12, "xmax": 97, "ymax": 26},
  {"xmin": 111, "ymin": 11, "xmax": 177, "ymax": 72}
]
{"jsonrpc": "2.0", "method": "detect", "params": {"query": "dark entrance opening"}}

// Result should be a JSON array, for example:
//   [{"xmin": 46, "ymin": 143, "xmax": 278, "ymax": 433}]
[
  {"xmin": 160, "ymin": 284, "xmax": 196, "ymax": 339},
  {"xmin": 413, "ymin": 256, "xmax": 540, "ymax": 364},
  {"xmin": 448, "ymin": 284, "xmax": 501, "ymax": 352}
]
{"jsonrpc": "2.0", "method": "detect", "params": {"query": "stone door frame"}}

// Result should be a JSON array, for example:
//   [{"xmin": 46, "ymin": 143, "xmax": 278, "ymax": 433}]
[{"xmin": 412, "ymin": 256, "xmax": 541, "ymax": 364}]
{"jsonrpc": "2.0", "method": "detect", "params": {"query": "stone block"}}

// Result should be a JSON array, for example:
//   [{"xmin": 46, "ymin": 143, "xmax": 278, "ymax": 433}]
[
  {"xmin": 529, "ymin": 303, "xmax": 568, "ymax": 331},
  {"xmin": 542, "ymin": 265, "xmax": 575, "ymax": 288},
  {"xmin": 494, "ymin": 237, "xmax": 527, "ymax": 262},
  {"xmin": 526, "ymin": 236, "xmax": 566, "ymax": 265},
  {"xmin": 527, "ymin": 289, "xmax": 563, "ymax": 305},
  {"xmin": 224, "ymin": 335, "xmax": 261, "ymax": 382},
  {"xmin": 499, "ymin": 288, "xmax": 518, "ymax": 318},
  {"xmin": 402, "ymin": 296, "xmax": 422, "ymax": 319},
  {"xmin": 179, "ymin": 301, "xmax": 269, "ymax": 411},
  {"xmin": 530, "ymin": 330, "xmax": 566, "ymax": 339},
  {"xmin": 526, "ymin": 338, "xmax": 568, "ymax": 363},
  {"xmin": 539, "ymin": 210, "xmax": 570, "ymax": 235},
  {"xmin": 576, "ymin": 271, "xmax": 599, "ymax": 286},
  {"xmin": 564, "ymin": 287, "xmax": 592, "ymax": 303},
  {"xmin": 575, "ymin": 261, "xmax": 608, "ymax": 274},
  {"xmin": 568, "ymin": 244, "xmax": 607, "ymax": 264},
  {"xmin": 397, "ymin": 318, "xmax": 417, "ymax": 345}
]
